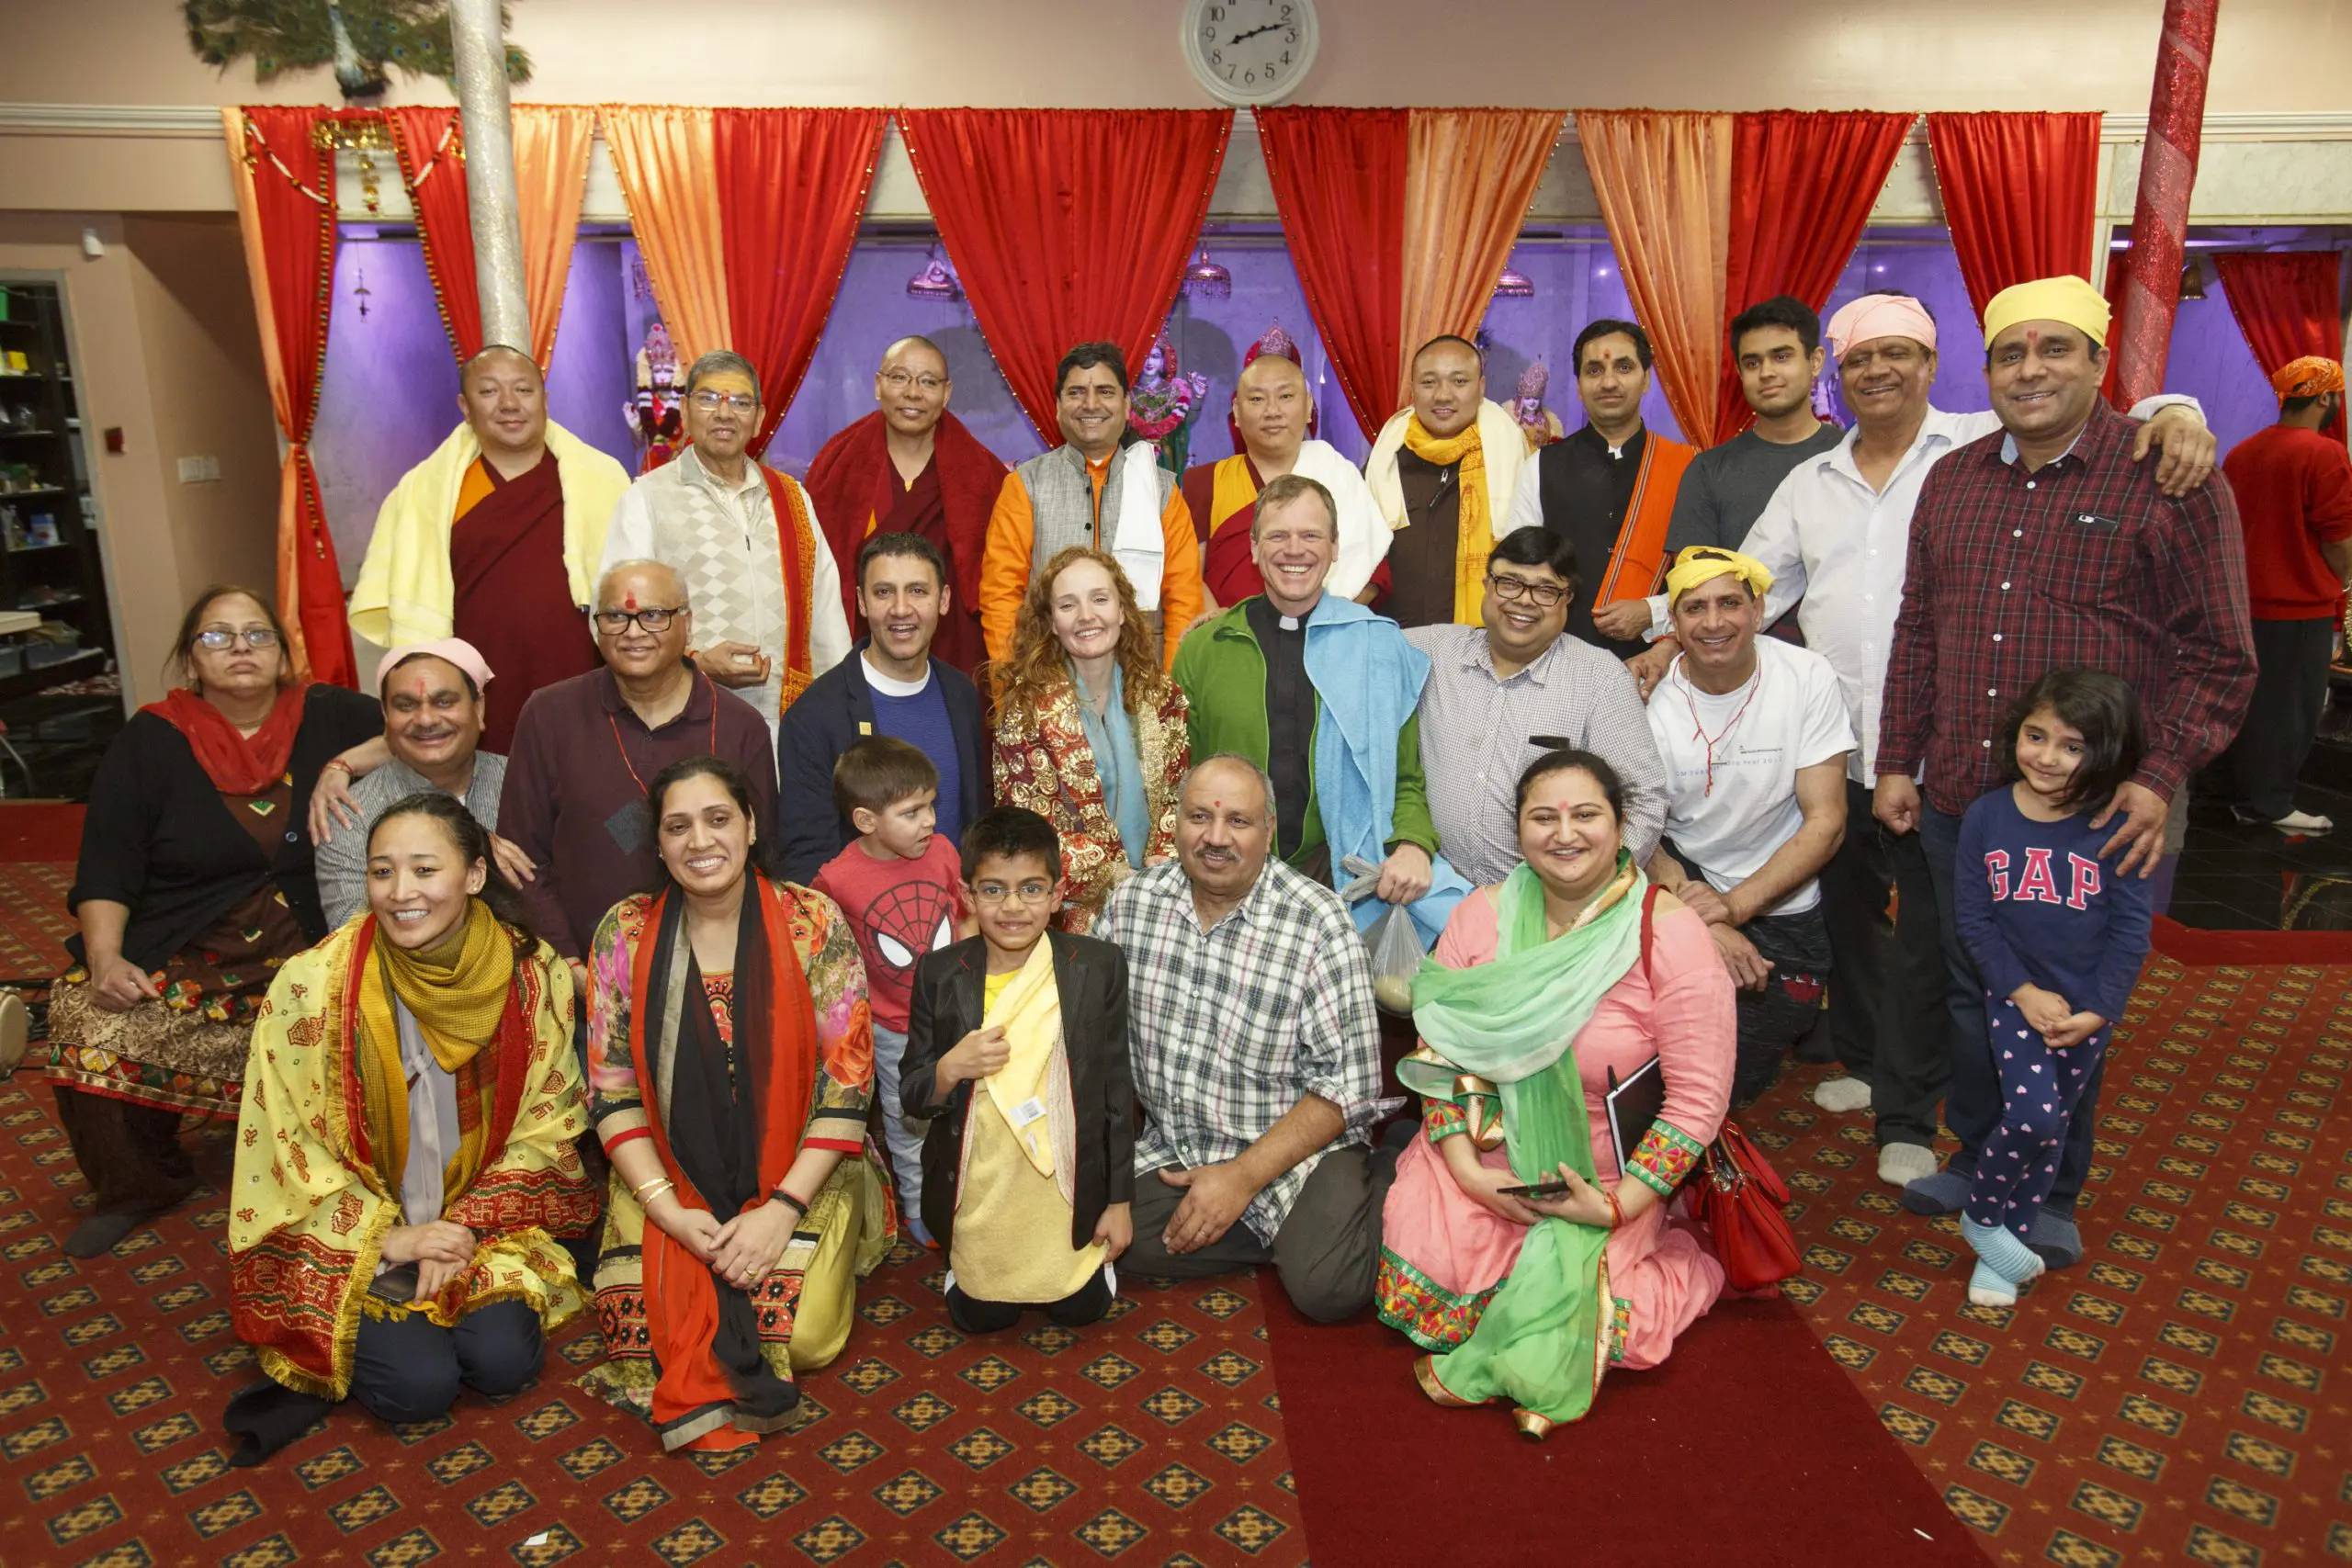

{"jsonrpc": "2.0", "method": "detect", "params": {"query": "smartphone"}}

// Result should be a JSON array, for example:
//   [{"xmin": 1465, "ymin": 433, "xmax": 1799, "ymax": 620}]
[{"xmin": 1498, "ymin": 1180, "xmax": 1571, "ymax": 1199}]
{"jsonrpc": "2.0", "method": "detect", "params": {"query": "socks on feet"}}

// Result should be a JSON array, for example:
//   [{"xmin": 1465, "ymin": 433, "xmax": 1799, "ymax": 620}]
[
  {"xmin": 1898, "ymin": 1168, "xmax": 1972, "ymax": 1216},
  {"xmin": 1962, "ymin": 1218, "xmax": 2044, "ymax": 1305}
]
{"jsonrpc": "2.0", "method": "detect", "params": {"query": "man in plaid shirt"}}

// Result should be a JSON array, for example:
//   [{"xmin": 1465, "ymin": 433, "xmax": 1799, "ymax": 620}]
[
  {"xmin": 1875, "ymin": 275, "xmax": 2255, "ymax": 1267},
  {"xmin": 1095, "ymin": 754, "xmax": 1396, "ymax": 1322}
]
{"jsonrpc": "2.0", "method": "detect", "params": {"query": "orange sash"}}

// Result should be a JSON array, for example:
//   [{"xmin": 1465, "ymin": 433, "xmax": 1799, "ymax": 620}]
[
  {"xmin": 758, "ymin": 468, "xmax": 820, "ymax": 712},
  {"xmin": 626, "ymin": 878, "xmax": 820, "ymax": 1436},
  {"xmin": 1590, "ymin": 436, "xmax": 1696, "ymax": 609}
]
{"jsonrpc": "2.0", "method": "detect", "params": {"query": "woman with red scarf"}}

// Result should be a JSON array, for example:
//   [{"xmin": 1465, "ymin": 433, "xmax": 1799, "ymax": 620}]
[
  {"xmin": 583, "ymin": 755, "xmax": 892, "ymax": 1452},
  {"xmin": 48, "ymin": 585, "xmax": 379, "ymax": 1257}
]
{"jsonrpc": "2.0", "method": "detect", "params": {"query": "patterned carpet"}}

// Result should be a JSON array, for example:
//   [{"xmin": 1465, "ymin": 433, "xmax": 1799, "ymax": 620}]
[
  {"xmin": 0, "ymin": 859, "xmax": 74, "ymax": 984},
  {"xmin": 0, "ymin": 1090, "xmax": 1306, "ymax": 1567},
  {"xmin": 1770, "ymin": 952, "xmax": 2351, "ymax": 1567}
]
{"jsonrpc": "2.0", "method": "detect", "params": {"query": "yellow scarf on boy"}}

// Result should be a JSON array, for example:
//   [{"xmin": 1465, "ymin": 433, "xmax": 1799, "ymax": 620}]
[
  {"xmin": 980, "ymin": 939, "xmax": 1065, "ymax": 1179},
  {"xmin": 1402, "ymin": 412, "xmax": 1492, "ymax": 625}
]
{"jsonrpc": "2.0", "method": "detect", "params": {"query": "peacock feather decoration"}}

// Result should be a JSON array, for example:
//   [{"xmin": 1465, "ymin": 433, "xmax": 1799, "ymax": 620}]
[{"xmin": 184, "ymin": 0, "xmax": 532, "ymax": 102}]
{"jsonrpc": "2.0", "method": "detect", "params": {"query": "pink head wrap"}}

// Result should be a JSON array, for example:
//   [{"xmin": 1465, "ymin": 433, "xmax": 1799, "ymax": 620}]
[
  {"xmin": 378, "ymin": 638, "xmax": 495, "ymax": 700},
  {"xmin": 1825, "ymin": 295, "xmax": 1939, "ymax": 361}
]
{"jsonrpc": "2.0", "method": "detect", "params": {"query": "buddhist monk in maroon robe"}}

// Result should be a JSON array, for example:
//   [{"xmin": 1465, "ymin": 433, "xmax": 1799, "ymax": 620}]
[
  {"xmin": 351, "ymin": 345, "xmax": 630, "ymax": 756},
  {"xmin": 804, "ymin": 336, "xmax": 1006, "ymax": 675}
]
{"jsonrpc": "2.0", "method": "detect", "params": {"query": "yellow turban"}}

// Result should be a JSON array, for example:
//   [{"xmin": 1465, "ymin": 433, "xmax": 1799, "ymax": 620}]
[
  {"xmin": 1665, "ymin": 546, "xmax": 1774, "ymax": 609},
  {"xmin": 1982, "ymin": 275, "xmax": 2111, "ymax": 350},
  {"xmin": 2271, "ymin": 356, "xmax": 2345, "ymax": 400}
]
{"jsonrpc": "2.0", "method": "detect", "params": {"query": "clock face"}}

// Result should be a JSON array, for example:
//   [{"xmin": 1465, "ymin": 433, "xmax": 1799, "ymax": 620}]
[{"xmin": 1182, "ymin": 0, "xmax": 1318, "ymax": 107}]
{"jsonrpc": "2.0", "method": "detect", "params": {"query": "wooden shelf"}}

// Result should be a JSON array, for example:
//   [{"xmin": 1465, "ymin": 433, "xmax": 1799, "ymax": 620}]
[
  {"xmin": 0, "ymin": 647, "xmax": 102, "ymax": 701},
  {"xmin": 0, "ymin": 487, "xmax": 69, "ymax": 502}
]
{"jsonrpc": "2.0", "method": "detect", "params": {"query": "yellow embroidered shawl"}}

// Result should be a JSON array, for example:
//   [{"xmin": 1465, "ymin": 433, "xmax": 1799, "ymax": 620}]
[{"xmin": 229, "ymin": 914, "xmax": 597, "ymax": 1399}]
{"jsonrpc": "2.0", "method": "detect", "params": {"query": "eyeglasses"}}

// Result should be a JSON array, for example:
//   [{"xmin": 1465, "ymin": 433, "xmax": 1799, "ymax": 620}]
[
  {"xmin": 194, "ymin": 627, "xmax": 281, "ymax": 650},
  {"xmin": 689, "ymin": 389, "xmax": 758, "ymax": 414},
  {"xmin": 1487, "ymin": 574, "xmax": 1567, "ymax": 608},
  {"xmin": 593, "ymin": 606, "xmax": 682, "ymax": 634},
  {"xmin": 972, "ymin": 880, "xmax": 1055, "ymax": 906},
  {"xmin": 880, "ymin": 370, "xmax": 946, "ymax": 394}
]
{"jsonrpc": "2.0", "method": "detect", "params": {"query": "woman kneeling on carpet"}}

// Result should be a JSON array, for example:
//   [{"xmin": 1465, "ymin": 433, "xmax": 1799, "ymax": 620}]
[
  {"xmin": 224, "ymin": 794, "xmax": 596, "ymax": 1458},
  {"xmin": 1375, "ymin": 749, "xmax": 1736, "ymax": 1438},
  {"xmin": 584, "ymin": 756, "xmax": 893, "ymax": 1452},
  {"xmin": 51, "ymin": 583, "xmax": 380, "ymax": 1258}
]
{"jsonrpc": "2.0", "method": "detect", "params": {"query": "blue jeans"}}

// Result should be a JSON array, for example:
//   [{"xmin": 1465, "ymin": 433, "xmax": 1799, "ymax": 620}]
[{"xmin": 1921, "ymin": 802, "xmax": 2105, "ymax": 1217}]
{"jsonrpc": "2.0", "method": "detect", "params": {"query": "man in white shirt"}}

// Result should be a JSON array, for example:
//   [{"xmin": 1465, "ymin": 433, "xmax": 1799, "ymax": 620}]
[
  {"xmin": 602, "ymin": 350, "xmax": 852, "ymax": 732},
  {"xmin": 1627, "ymin": 292, "xmax": 2215, "ymax": 1194},
  {"xmin": 1642, "ymin": 547, "xmax": 1851, "ymax": 1110}
]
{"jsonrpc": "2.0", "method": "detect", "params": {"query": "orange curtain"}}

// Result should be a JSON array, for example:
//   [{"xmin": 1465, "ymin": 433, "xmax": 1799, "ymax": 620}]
[
  {"xmin": 1577, "ymin": 109, "xmax": 1734, "ymax": 446},
  {"xmin": 1396, "ymin": 109, "xmax": 1565, "ymax": 410},
  {"xmin": 513, "ymin": 105, "xmax": 595, "ymax": 367},
  {"xmin": 600, "ymin": 105, "xmax": 729, "ymax": 364}
]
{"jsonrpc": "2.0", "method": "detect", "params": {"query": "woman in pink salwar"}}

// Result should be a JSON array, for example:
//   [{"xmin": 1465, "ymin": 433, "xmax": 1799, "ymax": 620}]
[{"xmin": 1374, "ymin": 749, "xmax": 1736, "ymax": 1438}]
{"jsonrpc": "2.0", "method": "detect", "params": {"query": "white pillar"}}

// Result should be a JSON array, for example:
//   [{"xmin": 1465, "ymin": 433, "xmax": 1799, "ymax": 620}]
[{"xmin": 447, "ymin": 0, "xmax": 529, "ymax": 353}]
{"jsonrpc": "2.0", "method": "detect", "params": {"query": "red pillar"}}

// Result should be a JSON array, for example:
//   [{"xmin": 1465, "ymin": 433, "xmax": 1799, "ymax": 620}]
[{"xmin": 2113, "ymin": 0, "xmax": 2221, "ymax": 405}]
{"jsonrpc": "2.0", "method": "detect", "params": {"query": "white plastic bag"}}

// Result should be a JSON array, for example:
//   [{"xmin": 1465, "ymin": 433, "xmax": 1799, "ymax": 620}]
[{"xmin": 1363, "ymin": 902, "xmax": 1423, "ymax": 1015}]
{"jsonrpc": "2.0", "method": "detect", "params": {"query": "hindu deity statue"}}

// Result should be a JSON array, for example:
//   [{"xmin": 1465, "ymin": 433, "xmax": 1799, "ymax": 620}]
[
  {"xmin": 1126, "ymin": 330, "xmax": 1209, "ymax": 474},
  {"xmin": 627, "ymin": 321, "xmax": 684, "ymax": 474},
  {"xmin": 1512, "ymin": 360, "xmax": 1565, "ymax": 451}
]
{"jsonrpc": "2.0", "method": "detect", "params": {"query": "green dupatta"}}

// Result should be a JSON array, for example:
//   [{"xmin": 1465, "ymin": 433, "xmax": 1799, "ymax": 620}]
[{"xmin": 1398, "ymin": 854, "xmax": 1645, "ymax": 1422}]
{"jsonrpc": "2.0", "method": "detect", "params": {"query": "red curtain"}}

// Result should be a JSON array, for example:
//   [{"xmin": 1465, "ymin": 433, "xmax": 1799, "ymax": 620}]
[
  {"xmin": 1926, "ymin": 111, "xmax": 2104, "ymax": 324},
  {"xmin": 713, "ymin": 108, "xmax": 888, "ymax": 457},
  {"xmin": 1258, "ymin": 107, "xmax": 1409, "ymax": 442},
  {"xmin": 2214, "ymin": 251, "xmax": 2347, "ymax": 442},
  {"xmin": 385, "ymin": 106, "xmax": 482, "ymax": 362},
  {"xmin": 898, "ymin": 109, "xmax": 1232, "ymax": 440},
  {"xmin": 239, "ymin": 106, "xmax": 356, "ymax": 688},
  {"xmin": 1715, "ymin": 110, "xmax": 1911, "ymax": 444}
]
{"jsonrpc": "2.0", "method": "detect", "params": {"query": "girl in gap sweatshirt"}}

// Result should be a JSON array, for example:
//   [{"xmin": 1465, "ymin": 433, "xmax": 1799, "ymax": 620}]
[{"xmin": 1951, "ymin": 668, "xmax": 2155, "ymax": 1307}]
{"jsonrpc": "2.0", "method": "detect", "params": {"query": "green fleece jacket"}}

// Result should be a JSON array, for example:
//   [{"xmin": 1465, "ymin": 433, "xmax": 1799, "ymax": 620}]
[{"xmin": 1170, "ymin": 601, "xmax": 1437, "ymax": 870}]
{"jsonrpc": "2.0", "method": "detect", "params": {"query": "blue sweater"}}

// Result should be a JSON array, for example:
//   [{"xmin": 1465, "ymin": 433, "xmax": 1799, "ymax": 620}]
[
  {"xmin": 1953, "ymin": 785, "xmax": 2156, "ymax": 1023},
  {"xmin": 872, "ymin": 678, "xmax": 967, "ymax": 848}
]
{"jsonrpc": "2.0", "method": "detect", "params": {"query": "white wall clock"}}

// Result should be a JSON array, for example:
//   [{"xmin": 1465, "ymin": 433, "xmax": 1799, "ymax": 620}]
[{"xmin": 1181, "ymin": 0, "xmax": 1319, "ymax": 107}]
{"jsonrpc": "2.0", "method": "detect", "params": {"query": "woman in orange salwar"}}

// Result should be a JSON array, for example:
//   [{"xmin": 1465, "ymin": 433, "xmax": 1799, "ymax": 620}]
[{"xmin": 585, "ymin": 756, "xmax": 891, "ymax": 1452}]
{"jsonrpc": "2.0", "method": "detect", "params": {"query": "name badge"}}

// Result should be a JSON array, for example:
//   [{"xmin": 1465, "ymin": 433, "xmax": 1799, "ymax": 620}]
[{"xmin": 1009, "ymin": 1096, "xmax": 1047, "ymax": 1127}]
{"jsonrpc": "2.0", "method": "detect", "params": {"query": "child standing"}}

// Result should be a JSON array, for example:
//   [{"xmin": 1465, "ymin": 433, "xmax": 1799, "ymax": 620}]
[
  {"xmin": 811, "ymin": 737, "xmax": 968, "ymax": 1248},
  {"xmin": 900, "ymin": 807, "xmax": 1135, "ymax": 1334},
  {"xmin": 1952, "ymin": 669, "xmax": 2155, "ymax": 1306}
]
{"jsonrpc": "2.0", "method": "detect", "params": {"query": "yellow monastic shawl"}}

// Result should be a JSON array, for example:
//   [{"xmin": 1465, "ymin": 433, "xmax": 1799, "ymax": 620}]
[
  {"xmin": 1364, "ymin": 398, "xmax": 1527, "ymax": 626},
  {"xmin": 228, "ymin": 915, "xmax": 594, "ymax": 1399},
  {"xmin": 349, "ymin": 418, "xmax": 631, "ymax": 649}
]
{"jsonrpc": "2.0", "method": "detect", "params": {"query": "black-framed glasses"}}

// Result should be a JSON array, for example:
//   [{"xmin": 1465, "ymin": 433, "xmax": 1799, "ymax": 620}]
[
  {"xmin": 1487, "ymin": 573, "xmax": 1567, "ymax": 608},
  {"xmin": 593, "ymin": 606, "xmax": 681, "ymax": 635},
  {"xmin": 194, "ymin": 627, "xmax": 280, "ymax": 650},
  {"xmin": 688, "ymin": 389, "xmax": 757, "ymax": 413}
]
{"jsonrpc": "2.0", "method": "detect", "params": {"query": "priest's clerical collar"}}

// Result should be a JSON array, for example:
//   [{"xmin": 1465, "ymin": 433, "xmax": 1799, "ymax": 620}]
[{"xmin": 1278, "ymin": 614, "xmax": 1300, "ymax": 631}]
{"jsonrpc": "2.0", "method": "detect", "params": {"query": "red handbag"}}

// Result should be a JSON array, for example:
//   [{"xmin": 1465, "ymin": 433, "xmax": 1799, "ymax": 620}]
[
  {"xmin": 1636, "ymin": 886, "xmax": 1803, "ymax": 1292},
  {"xmin": 1683, "ymin": 1122, "xmax": 1803, "ymax": 1291}
]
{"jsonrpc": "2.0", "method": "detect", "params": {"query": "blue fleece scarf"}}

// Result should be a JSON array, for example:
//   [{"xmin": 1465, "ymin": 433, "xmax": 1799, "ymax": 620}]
[{"xmin": 1298, "ymin": 593, "xmax": 1469, "ymax": 945}]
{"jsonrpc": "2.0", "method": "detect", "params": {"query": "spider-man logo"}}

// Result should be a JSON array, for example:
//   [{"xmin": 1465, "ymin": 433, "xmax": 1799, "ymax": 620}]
[{"xmin": 862, "ymin": 876, "xmax": 958, "ymax": 977}]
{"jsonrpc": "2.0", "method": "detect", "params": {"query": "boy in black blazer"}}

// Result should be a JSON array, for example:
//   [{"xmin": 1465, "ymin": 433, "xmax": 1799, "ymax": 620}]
[{"xmin": 902, "ymin": 808, "xmax": 1136, "ymax": 1334}]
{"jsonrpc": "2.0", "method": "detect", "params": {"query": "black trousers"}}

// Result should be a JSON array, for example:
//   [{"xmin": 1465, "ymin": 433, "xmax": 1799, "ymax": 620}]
[
  {"xmin": 947, "ymin": 1266, "xmax": 1114, "ymax": 1335},
  {"xmin": 52, "ymin": 1087, "xmax": 198, "ymax": 1214},
  {"xmin": 1120, "ymin": 1145, "xmax": 1384, "ymax": 1323},
  {"xmin": 1731, "ymin": 908, "xmax": 1833, "ymax": 1110},
  {"xmin": 2227, "ymin": 615, "xmax": 2334, "ymax": 821},
  {"xmin": 348, "ymin": 1299, "xmax": 544, "ymax": 1425},
  {"xmin": 1815, "ymin": 781, "xmax": 1951, "ymax": 1148}
]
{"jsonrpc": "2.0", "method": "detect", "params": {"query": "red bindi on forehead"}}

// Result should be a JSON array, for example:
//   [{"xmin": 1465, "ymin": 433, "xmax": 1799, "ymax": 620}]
[{"xmin": 623, "ymin": 591, "xmax": 639, "ymax": 611}]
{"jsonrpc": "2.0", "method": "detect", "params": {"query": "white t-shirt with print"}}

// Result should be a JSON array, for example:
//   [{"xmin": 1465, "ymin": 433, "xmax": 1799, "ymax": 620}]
[{"xmin": 1646, "ymin": 636, "xmax": 1854, "ymax": 916}]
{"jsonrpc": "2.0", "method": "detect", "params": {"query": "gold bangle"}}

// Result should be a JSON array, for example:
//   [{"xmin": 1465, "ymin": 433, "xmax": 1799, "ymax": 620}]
[{"xmin": 632, "ymin": 1176, "xmax": 673, "ymax": 1204}]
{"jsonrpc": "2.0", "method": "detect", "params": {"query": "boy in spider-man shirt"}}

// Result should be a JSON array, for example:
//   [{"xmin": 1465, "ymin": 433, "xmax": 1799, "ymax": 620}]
[{"xmin": 812, "ymin": 736, "xmax": 971, "ymax": 1247}]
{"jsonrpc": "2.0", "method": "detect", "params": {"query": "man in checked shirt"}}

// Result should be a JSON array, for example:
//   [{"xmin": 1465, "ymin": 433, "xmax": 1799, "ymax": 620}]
[{"xmin": 1874, "ymin": 275, "xmax": 2255, "ymax": 1269}]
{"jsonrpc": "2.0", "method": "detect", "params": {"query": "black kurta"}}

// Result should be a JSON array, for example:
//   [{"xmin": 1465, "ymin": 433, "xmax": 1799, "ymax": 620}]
[{"xmin": 67, "ymin": 685, "xmax": 383, "ymax": 970}]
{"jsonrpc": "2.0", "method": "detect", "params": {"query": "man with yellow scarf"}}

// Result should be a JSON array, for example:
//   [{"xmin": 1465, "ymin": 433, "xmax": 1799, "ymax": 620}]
[{"xmin": 1364, "ymin": 336, "xmax": 1530, "ymax": 629}]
